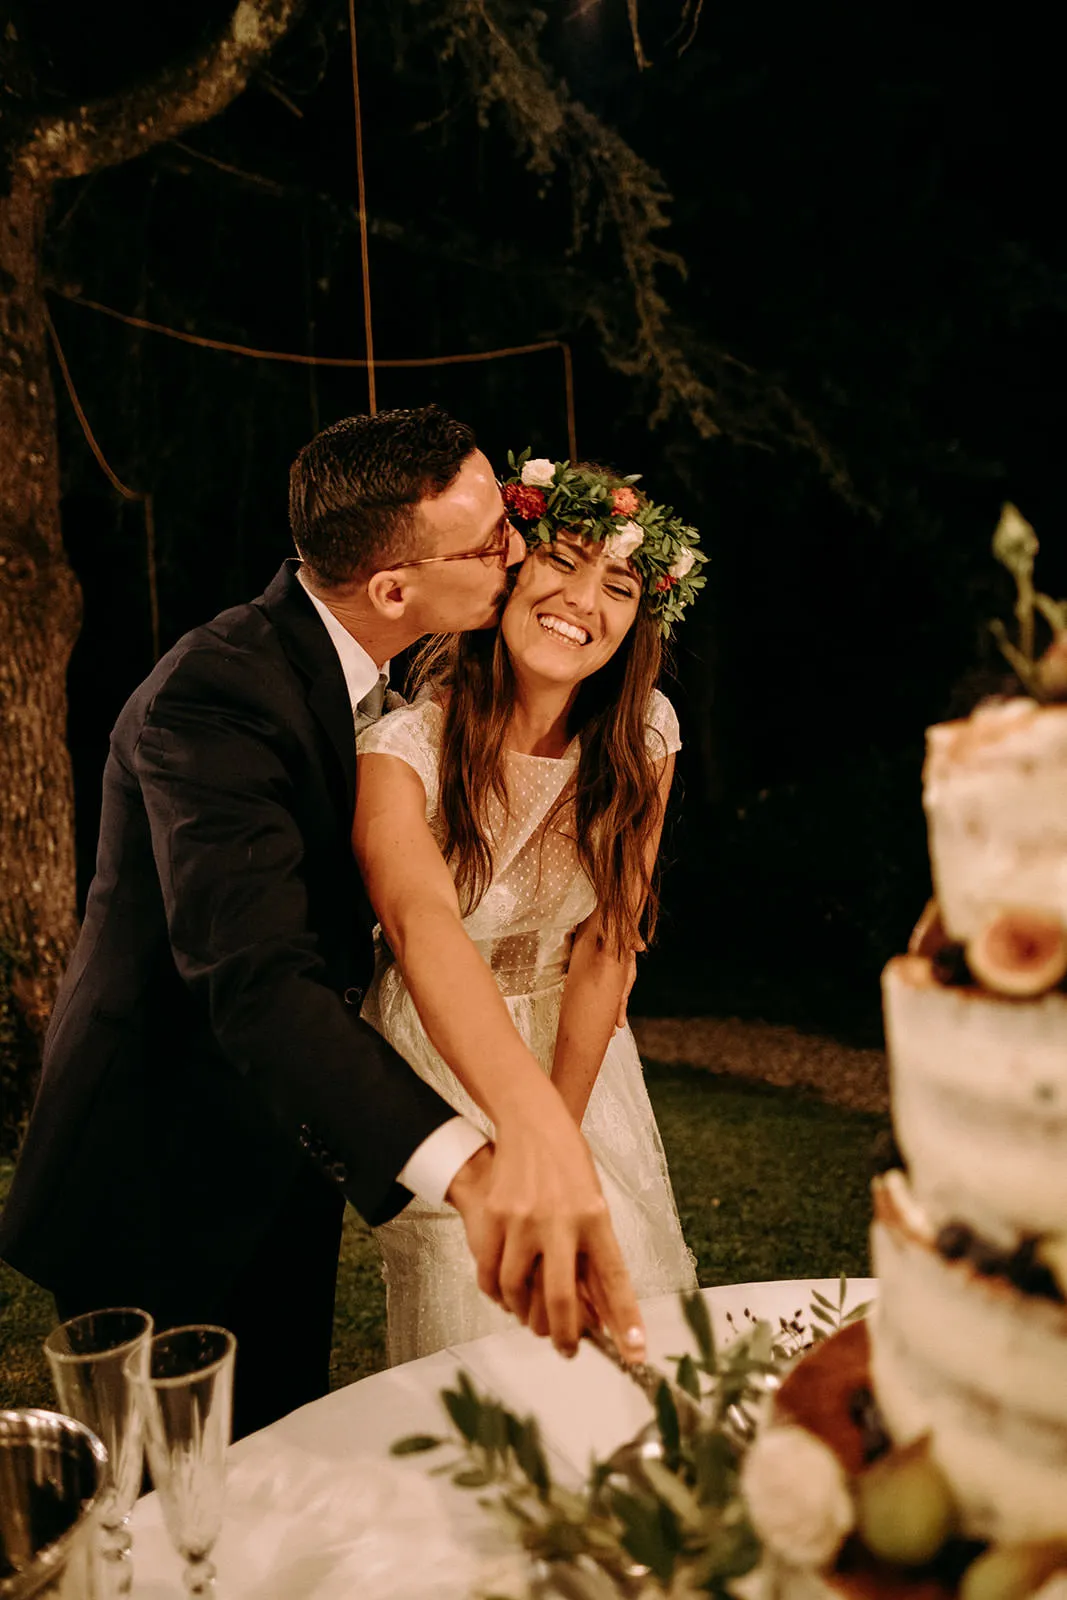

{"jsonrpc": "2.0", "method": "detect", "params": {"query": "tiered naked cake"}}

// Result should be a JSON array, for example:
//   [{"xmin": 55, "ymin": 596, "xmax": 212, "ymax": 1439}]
[
  {"xmin": 743, "ymin": 513, "xmax": 1067, "ymax": 1597},
  {"xmin": 871, "ymin": 697, "xmax": 1067, "ymax": 1547}
]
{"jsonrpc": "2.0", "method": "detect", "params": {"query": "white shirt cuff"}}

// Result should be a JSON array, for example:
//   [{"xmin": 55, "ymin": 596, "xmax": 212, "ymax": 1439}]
[{"xmin": 397, "ymin": 1116, "xmax": 488, "ymax": 1209}]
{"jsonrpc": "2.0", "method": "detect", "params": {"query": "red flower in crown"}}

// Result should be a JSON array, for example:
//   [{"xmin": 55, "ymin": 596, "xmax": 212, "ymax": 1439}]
[
  {"xmin": 502, "ymin": 482, "xmax": 547, "ymax": 520},
  {"xmin": 655, "ymin": 574, "xmax": 679, "ymax": 593},
  {"xmin": 611, "ymin": 487, "xmax": 641, "ymax": 516}
]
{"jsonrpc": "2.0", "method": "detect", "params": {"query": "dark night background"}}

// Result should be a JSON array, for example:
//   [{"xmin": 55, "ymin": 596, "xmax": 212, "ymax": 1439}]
[{"xmin": 21, "ymin": 0, "xmax": 1067, "ymax": 1046}]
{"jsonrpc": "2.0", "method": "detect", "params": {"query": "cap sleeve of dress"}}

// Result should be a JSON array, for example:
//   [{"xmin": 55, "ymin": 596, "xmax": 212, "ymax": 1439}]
[
  {"xmin": 645, "ymin": 687, "xmax": 682, "ymax": 760},
  {"xmin": 357, "ymin": 699, "xmax": 442, "ymax": 817}
]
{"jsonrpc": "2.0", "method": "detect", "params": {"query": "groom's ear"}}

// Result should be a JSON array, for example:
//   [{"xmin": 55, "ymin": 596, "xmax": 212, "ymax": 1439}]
[{"xmin": 366, "ymin": 568, "xmax": 411, "ymax": 619}]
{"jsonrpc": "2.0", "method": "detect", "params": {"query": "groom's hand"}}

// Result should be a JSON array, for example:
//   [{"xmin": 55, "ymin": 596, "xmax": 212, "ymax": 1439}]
[{"xmin": 447, "ymin": 1105, "xmax": 646, "ymax": 1364}]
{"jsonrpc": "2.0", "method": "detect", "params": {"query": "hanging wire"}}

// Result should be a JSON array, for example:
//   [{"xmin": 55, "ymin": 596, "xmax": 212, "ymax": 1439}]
[
  {"xmin": 667, "ymin": 0, "xmax": 706, "ymax": 54},
  {"xmin": 561, "ymin": 343, "xmax": 576, "ymax": 461},
  {"xmin": 44, "ymin": 306, "xmax": 161, "ymax": 661},
  {"xmin": 347, "ymin": 0, "xmax": 377, "ymax": 413},
  {"xmin": 55, "ymin": 292, "xmax": 579, "ymax": 458},
  {"xmin": 44, "ymin": 9, "xmax": 581, "ymax": 651}
]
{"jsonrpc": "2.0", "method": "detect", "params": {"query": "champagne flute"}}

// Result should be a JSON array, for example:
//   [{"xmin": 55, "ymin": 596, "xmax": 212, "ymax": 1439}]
[
  {"xmin": 43, "ymin": 1306, "xmax": 153, "ymax": 1597},
  {"xmin": 126, "ymin": 1325, "xmax": 235, "ymax": 1597}
]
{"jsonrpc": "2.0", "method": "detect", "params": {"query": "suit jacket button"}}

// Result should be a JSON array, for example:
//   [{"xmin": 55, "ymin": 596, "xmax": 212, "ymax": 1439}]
[
  {"xmin": 330, "ymin": 1161, "xmax": 348, "ymax": 1183},
  {"xmin": 344, "ymin": 986, "xmax": 364, "ymax": 1006}
]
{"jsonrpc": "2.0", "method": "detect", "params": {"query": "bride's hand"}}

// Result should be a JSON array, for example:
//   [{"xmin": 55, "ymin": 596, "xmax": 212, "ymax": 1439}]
[{"xmin": 447, "ymin": 1107, "xmax": 646, "ymax": 1364}]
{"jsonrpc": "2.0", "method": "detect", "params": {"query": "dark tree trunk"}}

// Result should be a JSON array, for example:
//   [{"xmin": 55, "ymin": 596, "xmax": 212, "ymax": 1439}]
[
  {"xmin": 0, "ymin": 0, "xmax": 304, "ymax": 1149},
  {"xmin": 0, "ymin": 170, "xmax": 81, "ymax": 1146}
]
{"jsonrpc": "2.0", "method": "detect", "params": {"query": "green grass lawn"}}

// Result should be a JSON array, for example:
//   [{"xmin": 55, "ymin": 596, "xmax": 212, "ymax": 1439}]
[{"xmin": 1, "ymin": 1063, "xmax": 886, "ymax": 1411}]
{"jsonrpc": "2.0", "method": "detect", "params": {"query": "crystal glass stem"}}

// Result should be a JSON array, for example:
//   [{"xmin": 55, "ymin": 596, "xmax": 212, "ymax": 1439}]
[
  {"xmin": 101, "ymin": 1514, "xmax": 134, "ymax": 1594},
  {"xmin": 181, "ymin": 1550, "xmax": 217, "ymax": 1595}
]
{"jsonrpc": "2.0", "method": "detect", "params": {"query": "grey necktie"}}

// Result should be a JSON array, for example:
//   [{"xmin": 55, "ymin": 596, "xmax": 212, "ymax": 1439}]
[{"xmin": 353, "ymin": 672, "xmax": 388, "ymax": 733}]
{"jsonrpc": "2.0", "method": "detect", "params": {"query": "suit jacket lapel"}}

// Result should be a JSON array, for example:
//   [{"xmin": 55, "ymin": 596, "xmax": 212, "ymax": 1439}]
[{"xmin": 259, "ymin": 561, "xmax": 357, "ymax": 815}]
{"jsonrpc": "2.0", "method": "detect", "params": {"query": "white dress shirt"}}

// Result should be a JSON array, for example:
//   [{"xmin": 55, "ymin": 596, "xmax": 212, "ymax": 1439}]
[{"xmin": 297, "ymin": 570, "xmax": 488, "ymax": 1207}]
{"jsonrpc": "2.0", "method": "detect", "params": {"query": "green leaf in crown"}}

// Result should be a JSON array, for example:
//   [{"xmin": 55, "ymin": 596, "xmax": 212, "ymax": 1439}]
[{"xmin": 500, "ymin": 451, "xmax": 707, "ymax": 639}]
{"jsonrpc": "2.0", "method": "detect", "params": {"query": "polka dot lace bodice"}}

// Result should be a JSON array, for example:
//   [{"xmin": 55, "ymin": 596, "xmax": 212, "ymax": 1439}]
[{"xmin": 357, "ymin": 689, "xmax": 681, "ymax": 996}]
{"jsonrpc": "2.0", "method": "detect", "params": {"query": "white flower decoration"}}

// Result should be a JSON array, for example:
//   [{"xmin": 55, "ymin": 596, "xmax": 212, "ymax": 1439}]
[
  {"xmin": 739, "ymin": 1425, "xmax": 854, "ymax": 1569},
  {"xmin": 520, "ymin": 457, "xmax": 556, "ymax": 487},
  {"xmin": 603, "ymin": 521, "xmax": 645, "ymax": 561},
  {"xmin": 669, "ymin": 546, "xmax": 696, "ymax": 580}
]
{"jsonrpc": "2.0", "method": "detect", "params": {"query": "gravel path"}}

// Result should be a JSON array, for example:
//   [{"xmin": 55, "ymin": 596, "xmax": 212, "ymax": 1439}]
[{"xmin": 631, "ymin": 1015, "xmax": 889, "ymax": 1115}]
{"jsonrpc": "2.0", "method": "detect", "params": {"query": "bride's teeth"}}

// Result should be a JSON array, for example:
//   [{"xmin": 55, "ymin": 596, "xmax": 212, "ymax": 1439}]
[{"xmin": 538, "ymin": 615, "xmax": 589, "ymax": 645}]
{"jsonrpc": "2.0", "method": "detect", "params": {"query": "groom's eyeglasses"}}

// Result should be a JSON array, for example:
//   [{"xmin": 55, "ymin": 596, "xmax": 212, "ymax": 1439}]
[{"xmin": 391, "ymin": 516, "xmax": 517, "ymax": 571}]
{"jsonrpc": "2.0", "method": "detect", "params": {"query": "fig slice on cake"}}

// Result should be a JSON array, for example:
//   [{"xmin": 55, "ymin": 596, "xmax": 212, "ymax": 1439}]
[{"xmin": 966, "ymin": 908, "xmax": 1067, "ymax": 997}]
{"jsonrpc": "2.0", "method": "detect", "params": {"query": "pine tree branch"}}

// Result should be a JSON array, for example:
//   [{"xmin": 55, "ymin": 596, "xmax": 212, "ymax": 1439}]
[
  {"xmin": 413, "ymin": 0, "xmax": 861, "ymax": 501},
  {"xmin": 17, "ymin": 0, "xmax": 305, "ymax": 184}
]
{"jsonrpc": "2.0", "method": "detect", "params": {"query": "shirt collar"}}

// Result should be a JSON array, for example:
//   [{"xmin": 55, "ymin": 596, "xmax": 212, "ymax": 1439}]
[{"xmin": 297, "ymin": 568, "xmax": 388, "ymax": 710}]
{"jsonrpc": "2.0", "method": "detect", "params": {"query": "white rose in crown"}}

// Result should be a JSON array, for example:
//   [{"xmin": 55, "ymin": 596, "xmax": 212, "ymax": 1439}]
[
  {"xmin": 603, "ymin": 521, "xmax": 645, "ymax": 560},
  {"xmin": 739, "ymin": 1425, "xmax": 854, "ymax": 1568},
  {"xmin": 669, "ymin": 546, "xmax": 696, "ymax": 580},
  {"xmin": 520, "ymin": 458, "xmax": 556, "ymax": 487}
]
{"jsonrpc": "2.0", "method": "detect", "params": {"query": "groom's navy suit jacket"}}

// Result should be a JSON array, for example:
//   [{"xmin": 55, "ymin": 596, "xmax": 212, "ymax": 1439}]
[{"xmin": 0, "ymin": 562, "xmax": 452, "ymax": 1310}]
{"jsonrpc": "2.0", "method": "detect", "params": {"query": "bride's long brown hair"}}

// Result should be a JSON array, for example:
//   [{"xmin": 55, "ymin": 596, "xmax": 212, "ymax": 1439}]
[{"xmin": 412, "ymin": 594, "xmax": 668, "ymax": 955}]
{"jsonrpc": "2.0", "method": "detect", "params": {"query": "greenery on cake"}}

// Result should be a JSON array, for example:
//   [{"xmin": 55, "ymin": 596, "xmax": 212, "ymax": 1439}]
[
  {"xmin": 990, "ymin": 504, "xmax": 1067, "ymax": 701},
  {"xmin": 392, "ymin": 1281, "xmax": 871, "ymax": 1598},
  {"xmin": 394, "ymin": 1292, "xmax": 769, "ymax": 1598},
  {"xmin": 393, "ymin": 1276, "xmax": 1067, "ymax": 1596}
]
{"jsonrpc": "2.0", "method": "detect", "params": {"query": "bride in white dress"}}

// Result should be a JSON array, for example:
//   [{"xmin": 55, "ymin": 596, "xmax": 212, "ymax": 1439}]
[{"xmin": 354, "ymin": 455, "xmax": 704, "ymax": 1364}]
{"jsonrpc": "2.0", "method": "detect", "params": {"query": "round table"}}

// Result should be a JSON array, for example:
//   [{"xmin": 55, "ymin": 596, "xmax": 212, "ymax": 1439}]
[{"xmin": 129, "ymin": 1278, "xmax": 877, "ymax": 1598}]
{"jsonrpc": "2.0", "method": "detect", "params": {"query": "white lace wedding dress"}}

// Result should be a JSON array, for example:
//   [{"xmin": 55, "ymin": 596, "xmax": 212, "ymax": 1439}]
[{"xmin": 358, "ymin": 690, "xmax": 698, "ymax": 1364}]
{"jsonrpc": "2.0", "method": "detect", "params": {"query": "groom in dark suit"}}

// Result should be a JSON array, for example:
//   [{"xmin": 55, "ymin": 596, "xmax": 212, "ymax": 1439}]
[{"xmin": 0, "ymin": 406, "xmax": 644, "ymax": 1437}]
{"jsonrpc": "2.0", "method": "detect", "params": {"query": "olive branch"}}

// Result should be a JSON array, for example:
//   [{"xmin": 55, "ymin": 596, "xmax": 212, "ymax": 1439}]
[{"xmin": 392, "ymin": 1281, "xmax": 870, "ymax": 1598}]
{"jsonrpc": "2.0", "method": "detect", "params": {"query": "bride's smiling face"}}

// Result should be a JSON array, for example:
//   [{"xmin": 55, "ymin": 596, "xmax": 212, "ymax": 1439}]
[{"xmin": 501, "ymin": 534, "xmax": 642, "ymax": 685}]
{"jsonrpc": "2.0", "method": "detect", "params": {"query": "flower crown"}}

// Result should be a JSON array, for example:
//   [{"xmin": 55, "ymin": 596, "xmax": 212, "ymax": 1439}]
[{"xmin": 500, "ymin": 449, "xmax": 707, "ymax": 638}]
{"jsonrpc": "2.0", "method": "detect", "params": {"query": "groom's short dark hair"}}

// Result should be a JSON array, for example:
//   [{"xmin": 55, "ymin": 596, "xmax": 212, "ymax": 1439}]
[{"xmin": 288, "ymin": 405, "xmax": 477, "ymax": 587}]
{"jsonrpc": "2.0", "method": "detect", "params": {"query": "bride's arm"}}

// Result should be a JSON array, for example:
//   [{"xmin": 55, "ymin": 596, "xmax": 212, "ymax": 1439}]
[
  {"xmin": 354, "ymin": 749, "xmax": 649, "ymax": 1362},
  {"xmin": 550, "ymin": 753, "xmax": 675, "ymax": 1125},
  {"xmin": 353, "ymin": 751, "xmax": 547, "ymax": 1123}
]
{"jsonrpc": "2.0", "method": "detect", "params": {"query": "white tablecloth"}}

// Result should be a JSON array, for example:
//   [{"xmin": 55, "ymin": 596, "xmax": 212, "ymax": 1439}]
[{"xmin": 130, "ymin": 1278, "xmax": 877, "ymax": 1598}]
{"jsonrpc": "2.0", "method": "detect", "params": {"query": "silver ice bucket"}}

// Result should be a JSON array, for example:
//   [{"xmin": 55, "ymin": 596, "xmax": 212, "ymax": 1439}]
[{"xmin": 0, "ymin": 1409, "xmax": 108, "ymax": 1598}]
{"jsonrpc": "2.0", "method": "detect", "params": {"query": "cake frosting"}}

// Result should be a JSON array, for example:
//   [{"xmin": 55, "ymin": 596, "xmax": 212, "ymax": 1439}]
[
  {"xmin": 924, "ymin": 698, "xmax": 1067, "ymax": 942},
  {"xmin": 883, "ymin": 953, "xmax": 1067, "ymax": 1243},
  {"xmin": 870, "ymin": 1182, "xmax": 1067, "ymax": 1542}
]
